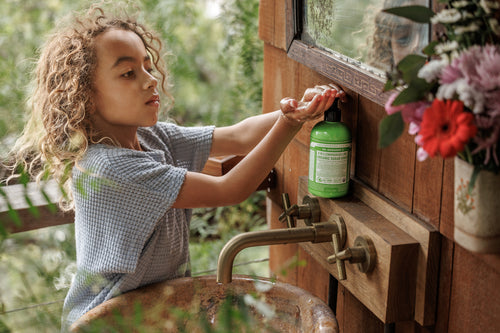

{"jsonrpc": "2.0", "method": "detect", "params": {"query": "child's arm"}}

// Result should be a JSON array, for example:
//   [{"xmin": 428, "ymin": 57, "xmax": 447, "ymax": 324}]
[
  {"xmin": 209, "ymin": 84, "xmax": 346, "ymax": 157},
  {"xmin": 172, "ymin": 85, "xmax": 344, "ymax": 209},
  {"xmin": 209, "ymin": 110, "xmax": 282, "ymax": 157}
]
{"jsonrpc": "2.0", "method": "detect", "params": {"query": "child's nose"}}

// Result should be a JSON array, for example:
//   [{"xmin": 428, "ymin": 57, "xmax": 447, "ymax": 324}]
[{"xmin": 143, "ymin": 71, "xmax": 158, "ymax": 90}]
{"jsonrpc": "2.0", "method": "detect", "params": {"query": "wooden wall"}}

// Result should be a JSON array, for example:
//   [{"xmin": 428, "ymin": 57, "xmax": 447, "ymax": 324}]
[{"xmin": 259, "ymin": 1, "xmax": 500, "ymax": 332}]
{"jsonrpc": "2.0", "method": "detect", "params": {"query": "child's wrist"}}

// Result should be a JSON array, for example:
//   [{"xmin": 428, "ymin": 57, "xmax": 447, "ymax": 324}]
[{"xmin": 280, "ymin": 112, "xmax": 303, "ymax": 127}]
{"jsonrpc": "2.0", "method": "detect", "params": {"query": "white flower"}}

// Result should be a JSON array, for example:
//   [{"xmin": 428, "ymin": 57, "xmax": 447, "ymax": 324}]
[
  {"xmin": 456, "ymin": 82, "xmax": 485, "ymax": 113},
  {"xmin": 431, "ymin": 9, "xmax": 461, "ymax": 24},
  {"xmin": 436, "ymin": 79, "xmax": 463, "ymax": 100},
  {"xmin": 418, "ymin": 58, "xmax": 449, "ymax": 83},
  {"xmin": 435, "ymin": 41, "xmax": 459, "ymax": 55},
  {"xmin": 454, "ymin": 22, "xmax": 480, "ymax": 34},
  {"xmin": 452, "ymin": 1, "xmax": 472, "ymax": 8},
  {"xmin": 489, "ymin": 18, "xmax": 500, "ymax": 36},
  {"xmin": 439, "ymin": 79, "xmax": 486, "ymax": 114},
  {"xmin": 480, "ymin": 0, "xmax": 500, "ymax": 14}
]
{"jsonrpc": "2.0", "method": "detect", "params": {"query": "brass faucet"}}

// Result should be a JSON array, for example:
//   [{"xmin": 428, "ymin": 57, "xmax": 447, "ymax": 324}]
[
  {"xmin": 216, "ymin": 221, "xmax": 339, "ymax": 283},
  {"xmin": 216, "ymin": 195, "xmax": 346, "ymax": 284}
]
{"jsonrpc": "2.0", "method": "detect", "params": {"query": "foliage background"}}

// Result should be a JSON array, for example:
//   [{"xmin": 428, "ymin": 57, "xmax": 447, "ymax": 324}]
[{"xmin": 0, "ymin": 0, "xmax": 266, "ymax": 331}]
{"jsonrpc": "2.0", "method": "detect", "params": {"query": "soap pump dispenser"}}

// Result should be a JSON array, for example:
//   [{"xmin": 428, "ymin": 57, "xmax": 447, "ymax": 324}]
[{"xmin": 308, "ymin": 98, "xmax": 352, "ymax": 198}]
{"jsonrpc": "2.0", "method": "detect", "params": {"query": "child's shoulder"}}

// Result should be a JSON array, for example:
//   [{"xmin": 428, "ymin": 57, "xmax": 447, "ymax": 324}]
[{"xmin": 79, "ymin": 144, "xmax": 148, "ymax": 171}]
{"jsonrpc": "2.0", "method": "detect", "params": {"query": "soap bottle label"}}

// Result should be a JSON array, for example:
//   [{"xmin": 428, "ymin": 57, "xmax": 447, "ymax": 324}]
[{"xmin": 309, "ymin": 141, "xmax": 351, "ymax": 198}]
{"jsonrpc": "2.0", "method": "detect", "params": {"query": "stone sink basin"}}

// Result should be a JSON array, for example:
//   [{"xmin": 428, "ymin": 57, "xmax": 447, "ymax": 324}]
[{"xmin": 70, "ymin": 274, "xmax": 338, "ymax": 332}]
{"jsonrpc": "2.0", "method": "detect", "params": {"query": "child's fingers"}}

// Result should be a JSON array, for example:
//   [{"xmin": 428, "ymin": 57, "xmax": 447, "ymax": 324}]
[
  {"xmin": 300, "ymin": 93, "xmax": 324, "ymax": 118},
  {"xmin": 301, "ymin": 87, "xmax": 322, "ymax": 102},
  {"xmin": 328, "ymin": 83, "xmax": 347, "ymax": 102},
  {"xmin": 280, "ymin": 97, "xmax": 298, "ymax": 113},
  {"xmin": 321, "ymin": 92, "xmax": 336, "ymax": 111}
]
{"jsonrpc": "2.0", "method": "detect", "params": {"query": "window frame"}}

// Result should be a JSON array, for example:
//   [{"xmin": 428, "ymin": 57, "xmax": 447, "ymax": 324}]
[{"xmin": 286, "ymin": 0, "xmax": 432, "ymax": 106}]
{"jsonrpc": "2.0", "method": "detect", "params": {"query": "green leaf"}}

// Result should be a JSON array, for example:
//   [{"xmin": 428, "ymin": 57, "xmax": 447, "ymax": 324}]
[
  {"xmin": 392, "ymin": 80, "xmax": 429, "ymax": 105},
  {"xmin": 0, "ymin": 220, "xmax": 8, "ymax": 239},
  {"xmin": 7, "ymin": 203, "xmax": 22, "ymax": 227},
  {"xmin": 397, "ymin": 54, "xmax": 427, "ymax": 82},
  {"xmin": 41, "ymin": 188, "xmax": 57, "ymax": 214},
  {"xmin": 383, "ymin": 5, "xmax": 435, "ymax": 23},
  {"xmin": 384, "ymin": 79, "xmax": 396, "ymax": 92},
  {"xmin": 468, "ymin": 165, "xmax": 481, "ymax": 194},
  {"xmin": 378, "ymin": 112, "xmax": 405, "ymax": 148},
  {"xmin": 423, "ymin": 41, "xmax": 439, "ymax": 56},
  {"xmin": 24, "ymin": 194, "xmax": 40, "ymax": 218}
]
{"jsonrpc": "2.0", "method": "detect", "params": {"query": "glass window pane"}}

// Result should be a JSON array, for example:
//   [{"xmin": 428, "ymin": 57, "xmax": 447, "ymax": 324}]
[{"xmin": 301, "ymin": 0, "xmax": 430, "ymax": 73}]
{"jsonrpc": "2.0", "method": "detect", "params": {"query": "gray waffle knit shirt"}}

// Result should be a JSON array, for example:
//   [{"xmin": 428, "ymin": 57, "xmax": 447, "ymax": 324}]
[{"xmin": 61, "ymin": 122, "xmax": 214, "ymax": 331}]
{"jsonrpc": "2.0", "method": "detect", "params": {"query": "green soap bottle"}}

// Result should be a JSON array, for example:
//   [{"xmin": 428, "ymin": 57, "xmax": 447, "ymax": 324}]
[{"xmin": 308, "ymin": 99, "xmax": 352, "ymax": 198}]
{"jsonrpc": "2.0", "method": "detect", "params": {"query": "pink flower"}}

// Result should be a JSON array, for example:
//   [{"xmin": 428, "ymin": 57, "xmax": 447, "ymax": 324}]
[
  {"xmin": 385, "ymin": 92, "xmax": 430, "ymax": 127},
  {"xmin": 439, "ymin": 63, "xmax": 462, "ymax": 84},
  {"xmin": 401, "ymin": 101, "xmax": 429, "ymax": 126},
  {"xmin": 385, "ymin": 92, "xmax": 403, "ymax": 115},
  {"xmin": 475, "ymin": 45, "xmax": 500, "ymax": 91},
  {"xmin": 438, "ymin": 45, "xmax": 500, "ymax": 115}
]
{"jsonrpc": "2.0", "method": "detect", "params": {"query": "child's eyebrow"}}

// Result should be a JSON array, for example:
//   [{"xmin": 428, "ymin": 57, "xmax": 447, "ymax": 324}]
[{"xmin": 112, "ymin": 55, "xmax": 151, "ymax": 68}]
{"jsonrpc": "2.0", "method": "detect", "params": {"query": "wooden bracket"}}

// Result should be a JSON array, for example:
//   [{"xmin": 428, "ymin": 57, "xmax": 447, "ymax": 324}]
[{"xmin": 297, "ymin": 176, "xmax": 439, "ymax": 325}]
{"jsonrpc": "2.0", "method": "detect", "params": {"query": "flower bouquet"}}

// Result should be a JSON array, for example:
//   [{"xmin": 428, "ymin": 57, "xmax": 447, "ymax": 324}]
[{"xmin": 378, "ymin": 0, "xmax": 500, "ymax": 252}]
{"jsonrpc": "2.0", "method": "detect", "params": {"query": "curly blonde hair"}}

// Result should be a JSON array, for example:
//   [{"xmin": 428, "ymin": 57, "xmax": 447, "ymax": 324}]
[{"xmin": 8, "ymin": 3, "xmax": 172, "ymax": 209}]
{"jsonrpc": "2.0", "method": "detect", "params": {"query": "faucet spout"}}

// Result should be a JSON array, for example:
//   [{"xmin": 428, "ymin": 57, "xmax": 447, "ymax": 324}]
[{"xmin": 216, "ymin": 222, "xmax": 337, "ymax": 284}]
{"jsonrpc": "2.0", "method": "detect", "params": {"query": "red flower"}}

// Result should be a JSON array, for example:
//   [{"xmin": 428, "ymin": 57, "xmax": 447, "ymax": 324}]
[{"xmin": 419, "ymin": 99, "xmax": 477, "ymax": 158}]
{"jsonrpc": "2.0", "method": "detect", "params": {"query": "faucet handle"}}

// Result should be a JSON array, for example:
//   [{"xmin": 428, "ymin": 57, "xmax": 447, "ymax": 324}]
[
  {"xmin": 329, "ymin": 231, "xmax": 347, "ymax": 280},
  {"xmin": 279, "ymin": 193, "xmax": 296, "ymax": 228},
  {"xmin": 279, "ymin": 194, "xmax": 322, "ymax": 228},
  {"xmin": 327, "ymin": 235, "xmax": 377, "ymax": 281}
]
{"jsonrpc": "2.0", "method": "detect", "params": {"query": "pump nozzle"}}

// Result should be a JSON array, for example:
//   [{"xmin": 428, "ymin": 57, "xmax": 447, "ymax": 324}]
[{"xmin": 324, "ymin": 98, "xmax": 341, "ymax": 122}]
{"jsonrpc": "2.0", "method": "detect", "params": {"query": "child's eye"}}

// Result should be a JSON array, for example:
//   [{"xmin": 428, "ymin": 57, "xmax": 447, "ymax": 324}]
[
  {"xmin": 122, "ymin": 70, "xmax": 135, "ymax": 78},
  {"xmin": 146, "ymin": 67, "xmax": 155, "ymax": 74}
]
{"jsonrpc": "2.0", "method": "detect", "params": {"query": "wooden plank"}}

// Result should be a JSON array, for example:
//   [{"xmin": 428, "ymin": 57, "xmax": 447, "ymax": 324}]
[
  {"xmin": 4, "ymin": 155, "xmax": 271, "ymax": 234},
  {"xmin": 434, "ymin": 238, "xmax": 454, "ymax": 333},
  {"xmin": 1, "ymin": 180, "xmax": 74, "ymax": 233},
  {"xmin": 262, "ymin": 43, "xmax": 293, "ymax": 205},
  {"xmin": 284, "ymin": 0, "xmax": 295, "ymax": 50},
  {"xmin": 378, "ymin": 120, "xmax": 416, "ymax": 212},
  {"xmin": 274, "ymin": 0, "xmax": 288, "ymax": 51},
  {"xmin": 298, "ymin": 177, "xmax": 420, "ymax": 323},
  {"xmin": 341, "ymin": 288, "xmax": 385, "ymax": 333},
  {"xmin": 355, "ymin": 95, "xmax": 381, "ymax": 188},
  {"xmin": 352, "ymin": 177, "xmax": 440, "ymax": 326},
  {"xmin": 258, "ymin": 0, "xmax": 275, "ymax": 45},
  {"xmin": 298, "ymin": 247, "xmax": 330, "ymax": 303},
  {"xmin": 448, "ymin": 245, "xmax": 500, "ymax": 332},
  {"xmin": 439, "ymin": 158, "xmax": 455, "ymax": 240},
  {"xmin": 201, "ymin": 155, "xmax": 243, "ymax": 176},
  {"xmin": 258, "ymin": 0, "xmax": 290, "ymax": 51},
  {"xmin": 267, "ymin": 196, "xmax": 299, "ymax": 285},
  {"xmin": 413, "ymin": 157, "xmax": 444, "ymax": 230}
]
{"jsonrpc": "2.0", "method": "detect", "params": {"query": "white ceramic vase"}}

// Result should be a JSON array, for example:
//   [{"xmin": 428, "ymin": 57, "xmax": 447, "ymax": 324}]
[{"xmin": 454, "ymin": 157, "xmax": 500, "ymax": 253}]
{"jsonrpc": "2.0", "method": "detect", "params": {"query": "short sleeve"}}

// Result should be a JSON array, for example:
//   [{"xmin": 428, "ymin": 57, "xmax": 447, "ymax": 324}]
[
  {"xmin": 73, "ymin": 147, "xmax": 187, "ymax": 274},
  {"xmin": 139, "ymin": 122, "xmax": 214, "ymax": 173}
]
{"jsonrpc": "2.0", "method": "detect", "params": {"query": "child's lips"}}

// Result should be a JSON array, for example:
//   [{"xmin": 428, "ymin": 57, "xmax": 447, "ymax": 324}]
[{"xmin": 146, "ymin": 95, "xmax": 160, "ymax": 107}]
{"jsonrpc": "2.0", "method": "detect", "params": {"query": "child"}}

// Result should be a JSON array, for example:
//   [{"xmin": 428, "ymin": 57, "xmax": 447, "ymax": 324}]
[{"xmin": 10, "ymin": 3, "xmax": 345, "ymax": 331}]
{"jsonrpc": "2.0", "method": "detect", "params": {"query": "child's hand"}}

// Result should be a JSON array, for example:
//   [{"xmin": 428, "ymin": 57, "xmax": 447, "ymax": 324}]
[{"xmin": 280, "ymin": 84, "xmax": 345, "ymax": 124}]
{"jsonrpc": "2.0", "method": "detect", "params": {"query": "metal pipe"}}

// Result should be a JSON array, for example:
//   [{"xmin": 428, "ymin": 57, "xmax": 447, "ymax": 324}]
[{"xmin": 216, "ymin": 222, "xmax": 337, "ymax": 283}]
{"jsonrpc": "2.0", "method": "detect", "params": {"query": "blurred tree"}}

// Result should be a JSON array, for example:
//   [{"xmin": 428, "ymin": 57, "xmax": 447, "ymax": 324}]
[{"xmin": 0, "ymin": 0, "xmax": 264, "ymax": 331}]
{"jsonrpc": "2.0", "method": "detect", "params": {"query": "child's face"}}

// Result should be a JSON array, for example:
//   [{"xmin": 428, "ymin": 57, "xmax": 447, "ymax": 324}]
[{"xmin": 92, "ymin": 29, "xmax": 160, "ymax": 139}]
